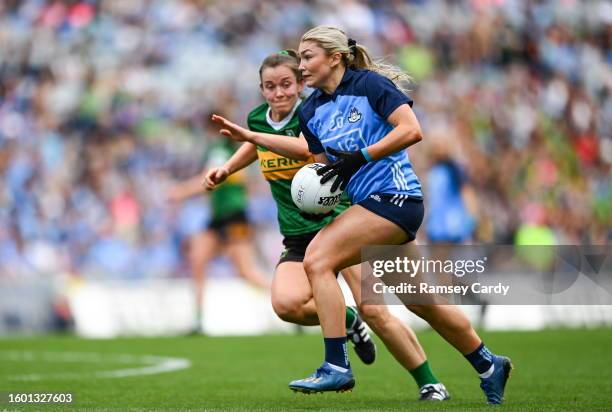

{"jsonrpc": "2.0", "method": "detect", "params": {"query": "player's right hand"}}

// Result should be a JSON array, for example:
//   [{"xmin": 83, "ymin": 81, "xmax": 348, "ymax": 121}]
[
  {"xmin": 202, "ymin": 167, "xmax": 229, "ymax": 191},
  {"xmin": 211, "ymin": 114, "xmax": 254, "ymax": 143}
]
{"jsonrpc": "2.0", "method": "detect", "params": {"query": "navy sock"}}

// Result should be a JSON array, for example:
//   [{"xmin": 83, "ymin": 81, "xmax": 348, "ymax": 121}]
[
  {"xmin": 324, "ymin": 337, "xmax": 349, "ymax": 369},
  {"xmin": 465, "ymin": 342, "xmax": 494, "ymax": 375}
]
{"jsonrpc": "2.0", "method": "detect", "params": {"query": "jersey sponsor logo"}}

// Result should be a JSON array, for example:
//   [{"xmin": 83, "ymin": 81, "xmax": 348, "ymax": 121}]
[
  {"xmin": 347, "ymin": 107, "xmax": 362, "ymax": 123},
  {"xmin": 259, "ymin": 156, "xmax": 304, "ymax": 170},
  {"xmin": 257, "ymin": 149, "xmax": 312, "ymax": 181}
]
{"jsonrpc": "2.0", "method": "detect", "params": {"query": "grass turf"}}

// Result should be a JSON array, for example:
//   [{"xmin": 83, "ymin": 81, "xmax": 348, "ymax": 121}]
[{"xmin": 1, "ymin": 328, "xmax": 611, "ymax": 411}]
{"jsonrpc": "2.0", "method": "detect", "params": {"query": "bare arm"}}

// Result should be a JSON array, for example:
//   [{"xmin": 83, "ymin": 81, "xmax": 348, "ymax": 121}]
[
  {"xmin": 363, "ymin": 104, "xmax": 423, "ymax": 160},
  {"xmin": 211, "ymin": 114, "xmax": 311, "ymax": 160},
  {"xmin": 222, "ymin": 142, "xmax": 259, "ymax": 174},
  {"xmin": 202, "ymin": 142, "xmax": 258, "ymax": 191},
  {"xmin": 250, "ymin": 132, "xmax": 311, "ymax": 160}
]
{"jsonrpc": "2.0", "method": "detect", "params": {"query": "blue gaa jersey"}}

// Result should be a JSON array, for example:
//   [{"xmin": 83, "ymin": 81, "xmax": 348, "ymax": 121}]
[{"xmin": 298, "ymin": 68, "xmax": 422, "ymax": 204}]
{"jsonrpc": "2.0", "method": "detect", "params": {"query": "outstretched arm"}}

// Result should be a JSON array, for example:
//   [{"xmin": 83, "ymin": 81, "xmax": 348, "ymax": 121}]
[{"xmin": 211, "ymin": 114, "xmax": 312, "ymax": 160}]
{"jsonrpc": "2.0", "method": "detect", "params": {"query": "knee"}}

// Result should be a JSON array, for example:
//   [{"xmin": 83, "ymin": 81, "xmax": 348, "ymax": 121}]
[
  {"xmin": 303, "ymin": 246, "xmax": 334, "ymax": 280},
  {"xmin": 271, "ymin": 296, "xmax": 305, "ymax": 323},
  {"xmin": 358, "ymin": 304, "xmax": 391, "ymax": 333}
]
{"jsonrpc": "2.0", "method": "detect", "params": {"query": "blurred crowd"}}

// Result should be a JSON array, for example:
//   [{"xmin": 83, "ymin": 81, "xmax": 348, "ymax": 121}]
[{"xmin": 0, "ymin": 0, "xmax": 610, "ymax": 279}]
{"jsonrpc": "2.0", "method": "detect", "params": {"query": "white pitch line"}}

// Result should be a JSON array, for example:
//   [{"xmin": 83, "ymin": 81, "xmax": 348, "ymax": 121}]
[
  {"xmin": 95, "ymin": 357, "xmax": 191, "ymax": 378},
  {"xmin": 0, "ymin": 351, "xmax": 191, "ymax": 381}
]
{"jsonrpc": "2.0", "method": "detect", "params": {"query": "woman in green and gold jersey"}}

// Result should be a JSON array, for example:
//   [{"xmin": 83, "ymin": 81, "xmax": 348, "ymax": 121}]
[{"xmin": 203, "ymin": 51, "xmax": 450, "ymax": 400}]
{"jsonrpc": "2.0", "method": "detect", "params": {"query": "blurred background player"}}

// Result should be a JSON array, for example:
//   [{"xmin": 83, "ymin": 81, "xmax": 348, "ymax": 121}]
[
  {"xmin": 208, "ymin": 50, "xmax": 450, "ymax": 400},
  {"xmin": 423, "ymin": 134, "xmax": 489, "ymax": 320},
  {"xmin": 168, "ymin": 125, "xmax": 270, "ymax": 333},
  {"xmin": 425, "ymin": 134, "xmax": 478, "ymax": 245}
]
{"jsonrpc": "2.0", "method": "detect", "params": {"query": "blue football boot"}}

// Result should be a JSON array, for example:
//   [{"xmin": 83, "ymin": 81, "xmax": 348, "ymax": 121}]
[
  {"xmin": 480, "ymin": 355, "xmax": 513, "ymax": 404},
  {"xmin": 289, "ymin": 362, "xmax": 355, "ymax": 394}
]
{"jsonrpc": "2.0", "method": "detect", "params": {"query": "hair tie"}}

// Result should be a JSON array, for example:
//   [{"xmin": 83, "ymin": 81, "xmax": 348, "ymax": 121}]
[
  {"xmin": 347, "ymin": 38, "xmax": 357, "ymax": 56},
  {"xmin": 277, "ymin": 50, "xmax": 289, "ymax": 56}
]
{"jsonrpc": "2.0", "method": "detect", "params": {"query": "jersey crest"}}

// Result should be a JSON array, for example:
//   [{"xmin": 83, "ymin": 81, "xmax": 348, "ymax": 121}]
[{"xmin": 348, "ymin": 107, "xmax": 362, "ymax": 123}]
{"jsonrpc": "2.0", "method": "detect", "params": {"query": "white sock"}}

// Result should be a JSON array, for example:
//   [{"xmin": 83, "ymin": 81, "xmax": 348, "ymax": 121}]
[
  {"xmin": 479, "ymin": 364, "xmax": 495, "ymax": 379},
  {"xmin": 326, "ymin": 362, "xmax": 349, "ymax": 373}
]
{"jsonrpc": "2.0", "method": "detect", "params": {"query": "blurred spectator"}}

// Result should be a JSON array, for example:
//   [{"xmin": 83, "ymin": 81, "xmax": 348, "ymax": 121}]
[{"xmin": 0, "ymin": 0, "xmax": 609, "ymax": 281}]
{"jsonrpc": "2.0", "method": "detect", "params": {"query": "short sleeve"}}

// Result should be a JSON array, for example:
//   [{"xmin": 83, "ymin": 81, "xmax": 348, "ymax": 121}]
[
  {"xmin": 365, "ymin": 71, "xmax": 413, "ymax": 120},
  {"xmin": 298, "ymin": 107, "xmax": 324, "ymax": 154}
]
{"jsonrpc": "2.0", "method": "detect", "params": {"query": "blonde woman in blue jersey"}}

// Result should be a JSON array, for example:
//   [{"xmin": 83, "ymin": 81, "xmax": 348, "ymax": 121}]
[
  {"xmin": 214, "ymin": 27, "xmax": 512, "ymax": 404},
  {"xmin": 293, "ymin": 26, "xmax": 511, "ymax": 403},
  {"xmin": 210, "ymin": 51, "xmax": 452, "ymax": 401}
]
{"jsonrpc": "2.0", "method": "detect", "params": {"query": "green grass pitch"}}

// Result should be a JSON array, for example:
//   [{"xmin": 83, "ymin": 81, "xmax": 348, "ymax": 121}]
[{"xmin": 1, "ymin": 328, "xmax": 611, "ymax": 411}]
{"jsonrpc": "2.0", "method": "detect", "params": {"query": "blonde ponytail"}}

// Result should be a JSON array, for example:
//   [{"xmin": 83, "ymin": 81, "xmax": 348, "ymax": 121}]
[{"xmin": 301, "ymin": 25, "xmax": 413, "ymax": 93}]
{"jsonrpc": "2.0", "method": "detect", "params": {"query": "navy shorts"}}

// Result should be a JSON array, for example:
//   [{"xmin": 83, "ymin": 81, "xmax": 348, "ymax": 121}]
[{"xmin": 357, "ymin": 194, "xmax": 424, "ymax": 242}]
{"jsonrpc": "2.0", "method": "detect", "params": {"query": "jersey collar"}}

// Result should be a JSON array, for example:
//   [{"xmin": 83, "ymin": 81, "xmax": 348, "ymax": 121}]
[
  {"xmin": 338, "ymin": 67, "xmax": 356, "ymax": 87},
  {"xmin": 265, "ymin": 99, "xmax": 301, "ymax": 131},
  {"xmin": 317, "ymin": 68, "xmax": 357, "ymax": 100}
]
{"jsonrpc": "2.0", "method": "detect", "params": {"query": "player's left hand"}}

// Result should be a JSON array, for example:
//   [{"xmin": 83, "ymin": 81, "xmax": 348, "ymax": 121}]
[
  {"xmin": 318, "ymin": 147, "xmax": 368, "ymax": 192},
  {"xmin": 211, "ymin": 114, "xmax": 254, "ymax": 142}
]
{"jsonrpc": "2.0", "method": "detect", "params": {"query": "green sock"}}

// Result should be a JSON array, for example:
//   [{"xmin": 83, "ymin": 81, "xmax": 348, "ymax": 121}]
[
  {"xmin": 345, "ymin": 306, "xmax": 357, "ymax": 329},
  {"xmin": 409, "ymin": 360, "xmax": 440, "ymax": 387}
]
